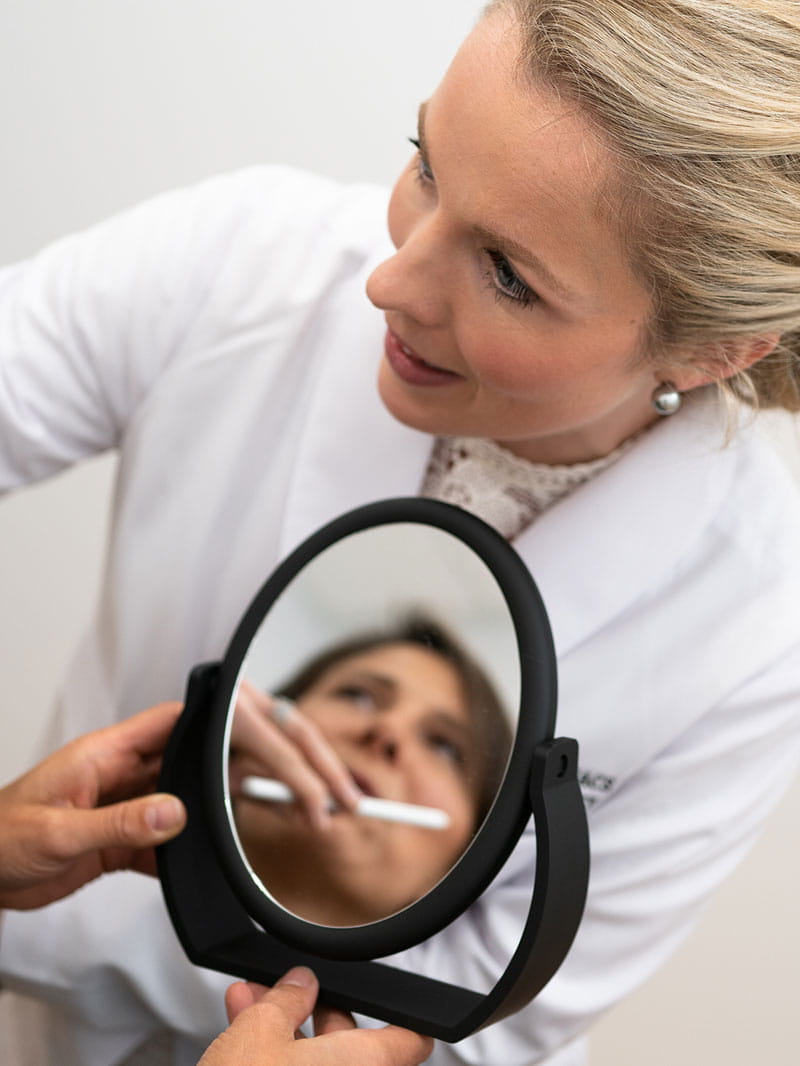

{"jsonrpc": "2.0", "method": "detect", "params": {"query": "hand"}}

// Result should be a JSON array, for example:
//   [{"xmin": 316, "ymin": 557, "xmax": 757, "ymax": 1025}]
[
  {"xmin": 198, "ymin": 967, "xmax": 433, "ymax": 1066},
  {"xmin": 229, "ymin": 681, "xmax": 361, "ymax": 831},
  {"xmin": 0, "ymin": 702, "xmax": 187, "ymax": 910}
]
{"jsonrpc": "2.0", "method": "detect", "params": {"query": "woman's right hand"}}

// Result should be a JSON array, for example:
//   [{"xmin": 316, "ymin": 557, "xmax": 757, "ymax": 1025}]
[
  {"xmin": 229, "ymin": 680, "xmax": 361, "ymax": 831},
  {"xmin": 198, "ymin": 967, "xmax": 433, "ymax": 1066}
]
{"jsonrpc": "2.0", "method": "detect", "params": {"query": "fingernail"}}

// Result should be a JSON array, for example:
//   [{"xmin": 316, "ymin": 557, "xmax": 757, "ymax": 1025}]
[
  {"xmin": 278, "ymin": 966, "xmax": 316, "ymax": 989},
  {"xmin": 146, "ymin": 795, "xmax": 185, "ymax": 832}
]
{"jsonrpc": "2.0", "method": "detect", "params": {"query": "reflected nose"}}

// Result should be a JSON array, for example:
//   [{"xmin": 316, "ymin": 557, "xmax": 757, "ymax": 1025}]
[
  {"xmin": 359, "ymin": 716, "xmax": 405, "ymax": 765},
  {"xmin": 366, "ymin": 223, "xmax": 450, "ymax": 329}
]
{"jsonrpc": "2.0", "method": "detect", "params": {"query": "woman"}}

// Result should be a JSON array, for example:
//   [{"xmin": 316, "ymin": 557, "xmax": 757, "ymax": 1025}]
[
  {"xmin": 0, "ymin": 2, "xmax": 798, "ymax": 1065},
  {"xmin": 228, "ymin": 616, "xmax": 512, "ymax": 924}
]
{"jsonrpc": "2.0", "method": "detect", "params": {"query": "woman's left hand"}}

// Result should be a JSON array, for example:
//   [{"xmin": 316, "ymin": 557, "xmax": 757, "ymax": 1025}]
[{"xmin": 0, "ymin": 702, "xmax": 187, "ymax": 910}]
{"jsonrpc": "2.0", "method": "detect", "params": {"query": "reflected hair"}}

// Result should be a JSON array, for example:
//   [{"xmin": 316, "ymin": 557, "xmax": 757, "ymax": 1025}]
[
  {"xmin": 486, "ymin": 0, "xmax": 800, "ymax": 412},
  {"xmin": 276, "ymin": 613, "xmax": 513, "ymax": 827}
]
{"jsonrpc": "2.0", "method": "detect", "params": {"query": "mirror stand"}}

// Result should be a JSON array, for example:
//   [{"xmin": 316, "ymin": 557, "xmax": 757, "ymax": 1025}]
[{"xmin": 158, "ymin": 661, "xmax": 589, "ymax": 1040}]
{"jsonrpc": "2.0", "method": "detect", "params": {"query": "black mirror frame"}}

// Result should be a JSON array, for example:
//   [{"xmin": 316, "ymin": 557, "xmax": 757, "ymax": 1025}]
[{"xmin": 157, "ymin": 498, "xmax": 589, "ymax": 1040}]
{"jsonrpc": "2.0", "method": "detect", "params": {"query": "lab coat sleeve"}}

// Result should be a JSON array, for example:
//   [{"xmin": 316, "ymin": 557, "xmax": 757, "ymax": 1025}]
[
  {"xmin": 398, "ymin": 639, "xmax": 800, "ymax": 1066},
  {"xmin": 0, "ymin": 166, "xmax": 343, "ymax": 491},
  {"xmin": 0, "ymin": 871, "xmax": 230, "ymax": 1059},
  {"xmin": 0, "ymin": 188, "xmax": 213, "ymax": 488}
]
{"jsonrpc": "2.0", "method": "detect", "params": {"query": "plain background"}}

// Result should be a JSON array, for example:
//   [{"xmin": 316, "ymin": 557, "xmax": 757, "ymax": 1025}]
[{"xmin": 0, "ymin": 3, "xmax": 797, "ymax": 1063}]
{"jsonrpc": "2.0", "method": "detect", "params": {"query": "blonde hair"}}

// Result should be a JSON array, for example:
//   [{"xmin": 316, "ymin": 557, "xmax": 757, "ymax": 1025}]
[{"xmin": 486, "ymin": 0, "xmax": 800, "ymax": 411}]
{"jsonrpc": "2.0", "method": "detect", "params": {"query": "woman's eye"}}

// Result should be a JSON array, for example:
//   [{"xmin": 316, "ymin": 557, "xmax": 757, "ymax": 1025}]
[
  {"xmin": 486, "ymin": 249, "xmax": 538, "ymax": 309},
  {"xmin": 427, "ymin": 734, "xmax": 466, "ymax": 769},
  {"xmin": 408, "ymin": 137, "xmax": 434, "ymax": 185},
  {"xmin": 332, "ymin": 685, "xmax": 378, "ymax": 711}
]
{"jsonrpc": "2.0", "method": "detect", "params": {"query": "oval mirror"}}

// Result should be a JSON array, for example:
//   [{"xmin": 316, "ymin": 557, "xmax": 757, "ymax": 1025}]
[
  {"xmin": 198, "ymin": 497, "xmax": 560, "ymax": 961},
  {"xmin": 224, "ymin": 520, "xmax": 520, "ymax": 928}
]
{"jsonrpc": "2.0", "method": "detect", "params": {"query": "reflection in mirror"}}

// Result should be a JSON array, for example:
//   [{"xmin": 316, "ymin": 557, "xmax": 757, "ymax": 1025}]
[{"xmin": 224, "ymin": 523, "xmax": 520, "ymax": 928}]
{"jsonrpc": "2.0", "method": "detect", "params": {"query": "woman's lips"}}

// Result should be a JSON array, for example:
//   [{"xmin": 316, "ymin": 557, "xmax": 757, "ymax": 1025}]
[
  {"xmin": 383, "ymin": 329, "xmax": 461, "ymax": 387},
  {"xmin": 348, "ymin": 769, "xmax": 378, "ymax": 799}
]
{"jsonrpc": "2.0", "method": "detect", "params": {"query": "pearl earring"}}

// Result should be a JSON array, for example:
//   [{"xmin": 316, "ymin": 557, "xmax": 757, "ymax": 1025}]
[{"xmin": 651, "ymin": 381, "xmax": 682, "ymax": 416}]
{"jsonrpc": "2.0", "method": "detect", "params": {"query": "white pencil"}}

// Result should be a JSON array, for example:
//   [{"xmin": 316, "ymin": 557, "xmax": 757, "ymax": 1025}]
[{"xmin": 240, "ymin": 775, "xmax": 451, "ymax": 830}]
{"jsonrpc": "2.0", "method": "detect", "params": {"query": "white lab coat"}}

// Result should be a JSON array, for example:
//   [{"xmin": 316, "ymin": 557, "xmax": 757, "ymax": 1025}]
[{"xmin": 0, "ymin": 166, "xmax": 798, "ymax": 1066}]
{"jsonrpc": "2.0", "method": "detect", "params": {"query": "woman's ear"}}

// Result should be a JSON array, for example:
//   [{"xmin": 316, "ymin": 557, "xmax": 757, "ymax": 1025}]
[{"xmin": 667, "ymin": 333, "xmax": 779, "ymax": 393}]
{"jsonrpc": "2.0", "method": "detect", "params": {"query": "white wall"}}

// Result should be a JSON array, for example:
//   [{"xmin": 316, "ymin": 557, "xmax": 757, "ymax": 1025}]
[
  {"xmin": 0, "ymin": 0, "xmax": 484, "ymax": 777},
  {"xmin": 0, "ymin": 3, "xmax": 797, "ymax": 1064}
]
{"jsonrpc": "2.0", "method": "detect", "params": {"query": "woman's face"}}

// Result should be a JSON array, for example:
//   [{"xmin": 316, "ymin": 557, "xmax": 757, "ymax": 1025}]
[
  {"xmin": 297, "ymin": 643, "xmax": 479, "ymax": 836},
  {"xmin": 366, "ymin": 10, "xmax": 662, "ymax": 465},
  {"xmin": 234, "ymin": 643, "xmax": 482, "ymax": 924}
]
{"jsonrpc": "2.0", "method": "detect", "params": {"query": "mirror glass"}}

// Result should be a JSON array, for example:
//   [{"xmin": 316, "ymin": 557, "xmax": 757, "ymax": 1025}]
[{"xmin": 223, "ymin": 522, "xmax": 520, "ymax": 928}]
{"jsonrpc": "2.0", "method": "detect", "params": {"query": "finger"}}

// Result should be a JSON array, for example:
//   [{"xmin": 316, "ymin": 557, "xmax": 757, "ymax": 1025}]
[
  {"xmin": 313, "ymin": 1003, "xmax": 357, "ymax": 1035},
  {"xmin": 104, "ymin": 702, "xmax": 184, "ymax": 760},
  {"xmin": 231, "ymin": 702, "xmax": 337, "ymax": 831},
  {"xmin": 282, "ymin": 712, "xmax": 362, "ymax": 813},
  {"xmin": 242, "ymin": 967, "xmax": 318, "ymax": 1034},
  {"xmin": 224, "ymin": 981, "xmax": 269, "ymax": 1023},
  {"xmin": 53, "ymin": 793, "xmax": 186, "ymax": 859},
  {"xmin": 233, "ymin": 686, "xmax": 361, "ymax": 814},
  {"xmin": 83, "ymin": 703, "xmax": 185, "ymax": 799},
  {"xmin": 229, "ymin": 691, "xmax": 285, "ymax": 766},
  {"xmin": 358, "ymin": 1026, "xmax": 435, "ymax": 1066}
]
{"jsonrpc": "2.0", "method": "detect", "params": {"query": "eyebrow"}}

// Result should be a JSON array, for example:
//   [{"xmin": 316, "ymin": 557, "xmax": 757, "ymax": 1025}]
[
  {"xmin": 348, "ymin": 671, "xmax": 395, "ymax": 697},
  {"xmin": 416, "ymin": 101, "xmax": 580, "ymax": 305},
  {"xmin": 345, "ymin": 669, "xmax": 474, "ymax": 733}
]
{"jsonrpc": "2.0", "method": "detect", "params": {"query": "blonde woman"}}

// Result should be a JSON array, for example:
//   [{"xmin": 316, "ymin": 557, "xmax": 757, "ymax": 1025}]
[{"xmin": 0, "ymin": 2, "xmax": 798, "ymax": 1065}]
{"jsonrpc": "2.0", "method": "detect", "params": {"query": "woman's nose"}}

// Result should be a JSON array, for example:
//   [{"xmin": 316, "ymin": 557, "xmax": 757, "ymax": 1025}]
[
  {"xmin": 359, "ymin": 719, "xmax": 404, "ymax": 764},
  {"xmin": 366, "ymin": 224, "xmax": 450, "ymax": 329}
]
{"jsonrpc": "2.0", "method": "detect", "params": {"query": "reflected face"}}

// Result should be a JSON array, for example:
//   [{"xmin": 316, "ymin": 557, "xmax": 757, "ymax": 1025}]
[
  {"xmin": 366, "ymin": 11, "xmax": 658, "ymax": 465},
  {"xmin": 233, "ymin": 644, "xmax": 480, "ymax": 924},
  {"xmin": 299, "ymin": 643, "xmax": 478, "ymax": 828}
]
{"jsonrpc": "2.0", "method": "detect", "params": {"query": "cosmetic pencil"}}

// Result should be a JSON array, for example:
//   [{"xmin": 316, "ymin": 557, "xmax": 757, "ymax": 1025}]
[{"xmin": 240, "ymin": 775, "xmax": 451, "ymax": 830}]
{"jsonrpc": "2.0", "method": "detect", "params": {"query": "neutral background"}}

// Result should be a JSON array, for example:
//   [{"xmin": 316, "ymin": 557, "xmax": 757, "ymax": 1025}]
[{"xmin": 0, "ymin": 3, "xmax": 797, "ymax": 1063}]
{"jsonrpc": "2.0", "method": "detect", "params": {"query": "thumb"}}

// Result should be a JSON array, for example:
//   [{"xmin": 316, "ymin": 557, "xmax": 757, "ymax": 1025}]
[
  {"xmin": 244, "ymin": 967, "xmax": 319, "ymax": 1034},
  {"xmin": 66, "ymin": 794, "xmax": 187, "ymax": 855}
]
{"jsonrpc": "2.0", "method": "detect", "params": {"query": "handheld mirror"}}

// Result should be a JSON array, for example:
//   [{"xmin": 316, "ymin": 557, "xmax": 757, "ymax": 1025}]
[{"xmin": 157, "ymin": 498, "xmax": 589, "ymax": 1040}]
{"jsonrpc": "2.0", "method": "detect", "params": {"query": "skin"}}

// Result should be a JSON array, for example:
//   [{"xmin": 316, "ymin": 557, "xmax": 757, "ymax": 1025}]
[
  {"xmin": 231, "ymin": 643, "xmax": 479, "ymax": 925},
  {"xmin": 231, "ymin": 679, "xmax": 362, "ymax": 832},
  {"xmin": 198, "ymin": 967, "xmax": 432, "ymax": 1066},
  {"xmin": 0, "ymin": 703, "xmax": 186, "ymax": 911},
  {"xmin": 365, "ymin": 10, "xmax": 770, "ymax": 465}
]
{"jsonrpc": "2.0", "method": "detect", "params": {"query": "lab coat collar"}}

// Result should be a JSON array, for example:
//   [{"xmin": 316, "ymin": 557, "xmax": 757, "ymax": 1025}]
[
  {"xmin": 513, "ymin": 398, "xmax": 737, "ymax": 656},
  {"xmin": 282, "ymin": 295, "xmax": 737, "ymax": 659}
]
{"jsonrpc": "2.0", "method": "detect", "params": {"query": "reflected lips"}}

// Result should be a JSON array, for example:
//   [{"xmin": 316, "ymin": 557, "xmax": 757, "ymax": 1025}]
[
  {"xmin": 349, "ymin": 770, "xmax": 378, "ymax": 799},
  {"xmin": 383, "ymin": 329, "xmax": 460, "ymax": 386}
]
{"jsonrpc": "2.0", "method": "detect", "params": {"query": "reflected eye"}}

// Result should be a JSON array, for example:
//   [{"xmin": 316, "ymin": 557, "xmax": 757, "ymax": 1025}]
[
  {"xmin": 426, "ymin": 733, "xmax": 466, "ymax": 770},
  {"xmin": 485, "ymin": 250, "xmax": 538, "ymax": 309},
  {"xmin": 408, "ymin": 137, "xmax": 434, "ymax": 185},
  {"xmin": 331, "ymin": 684, "xmax": 379, "ymax": 712}
]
